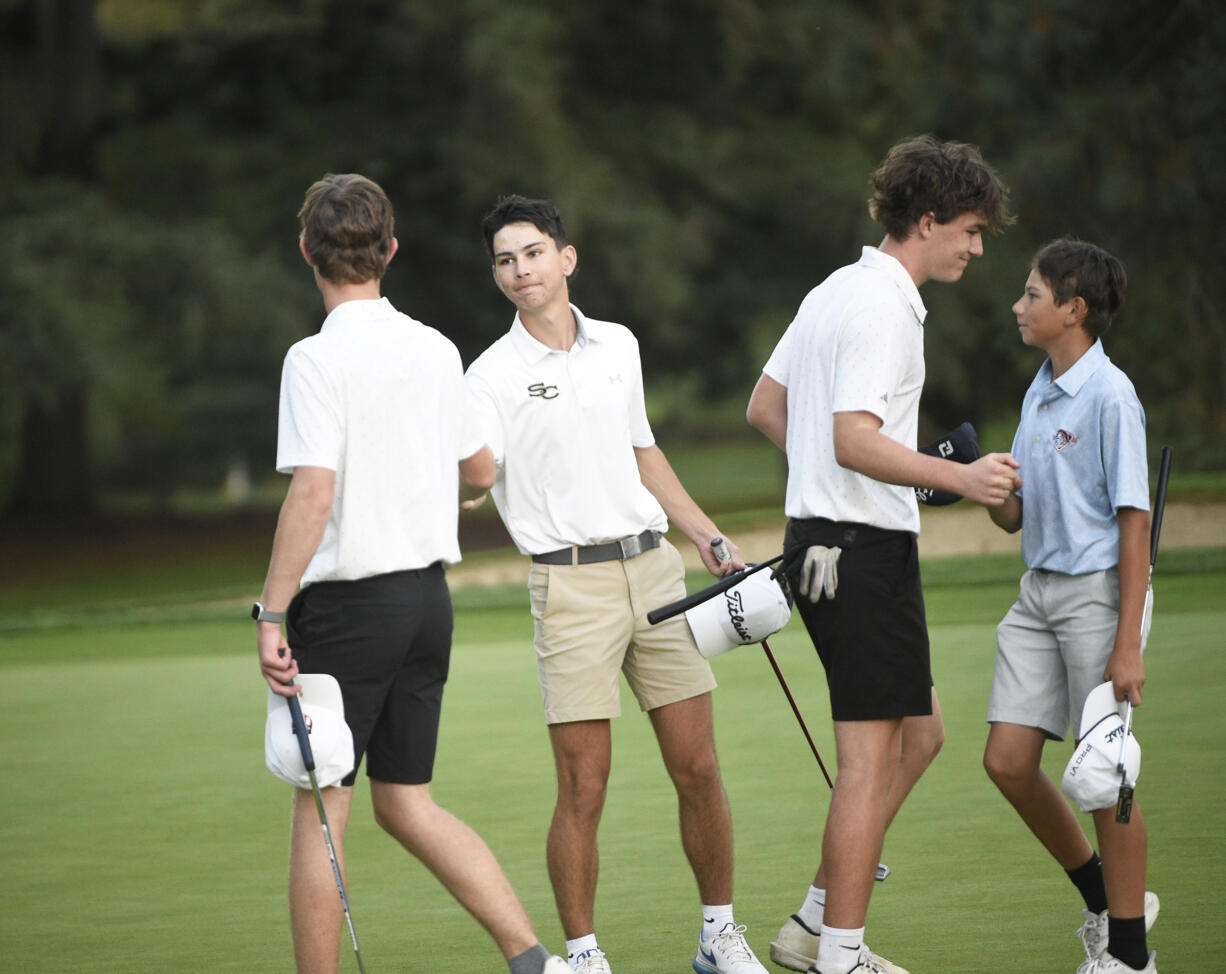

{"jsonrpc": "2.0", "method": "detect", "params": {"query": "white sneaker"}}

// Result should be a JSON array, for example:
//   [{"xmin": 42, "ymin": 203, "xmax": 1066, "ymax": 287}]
[
  {"xmin": 543, "ymin": 958, "xmax": 572, "ymax": 974},
  {"xmin": 1077, "ymin": 892, "xmax": 1160, "ymax": 961},
  {"xmin": 570, "ymin": 947, "xmax": 612, "ymax": 974},
  {"xmin": 811, "ymin": 946, "xmax": 908, "ymax": 974},
  {"xmin": 693, "ymin": 922, "xmax": 768, "ymax": 974},
  {"xmin": 771, "ymin": 916, "xmax": 910, "ymax": 974},
  {"xmin": 1076, "ymin": 949, "xmax": 1157, "ymax": 973}
]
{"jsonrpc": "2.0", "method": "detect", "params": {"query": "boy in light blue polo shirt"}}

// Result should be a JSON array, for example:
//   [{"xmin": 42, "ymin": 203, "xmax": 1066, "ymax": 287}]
[{"xmin": 982, "ymin": 239, "xmax": 1158, "ymax": 974}]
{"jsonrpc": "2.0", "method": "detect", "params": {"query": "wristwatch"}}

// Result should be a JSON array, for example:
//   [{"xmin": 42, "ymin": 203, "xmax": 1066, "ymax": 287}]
[{"xmin": 251, "ymin": 601, "xmax": 285, "ymax": 624}]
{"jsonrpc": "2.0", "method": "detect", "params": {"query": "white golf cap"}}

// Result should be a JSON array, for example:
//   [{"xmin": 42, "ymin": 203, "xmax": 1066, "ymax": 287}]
[
  {"xmin": 1062, "ymin": 681, "xmax": 1141, "ymax": 813},
  {"xmin": 265, "ymin": 672, "xmax": 355, "ymax": 789},
  {"xmin": 685, "ymin": 568, "xmax": 793, "ymax": 659}
]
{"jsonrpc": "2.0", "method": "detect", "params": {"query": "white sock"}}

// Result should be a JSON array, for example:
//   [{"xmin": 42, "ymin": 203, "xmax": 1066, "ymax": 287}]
[
  {"xmin": 797, "ymin": 885, "xmax": 826, "ymax": 930},
  {"xmin": 566, "ymin": 934, "xmax": 599, "ymax": 966},
  {"xmin": 701, "ymin": 903, "xmax": 735, "ymax": 941},
  {"xmin": 816, "ymin": 925, "xmax": 865, "ymax": 974}
]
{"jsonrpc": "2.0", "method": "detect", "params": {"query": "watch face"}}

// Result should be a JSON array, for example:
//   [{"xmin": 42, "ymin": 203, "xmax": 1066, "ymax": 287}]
[{"xmin": 252, "ymin": 602, "xmax": 263, "ymax": 620}]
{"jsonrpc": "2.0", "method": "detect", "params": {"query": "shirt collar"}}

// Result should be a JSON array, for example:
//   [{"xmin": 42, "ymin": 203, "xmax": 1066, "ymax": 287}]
[
  {"xmin": 860, "ymin": 246, "xmax": 927, "ymax": 326},
  {"xmin": 320, "ymin": 297, "xmax": 393, "ymax": 332},
  {"xmin": 509, "ymin": 303, "xmax": 601, "ymax": 364},
  {"xmin": 1051, "ymin": 339, "xmax": 1108, "ymax": 397}
]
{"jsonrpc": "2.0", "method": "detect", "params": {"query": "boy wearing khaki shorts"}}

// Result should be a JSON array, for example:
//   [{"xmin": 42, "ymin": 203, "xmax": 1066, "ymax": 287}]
[{"xmin": 465, "ymin": 194, "xmax": 768, "ymax": 974}]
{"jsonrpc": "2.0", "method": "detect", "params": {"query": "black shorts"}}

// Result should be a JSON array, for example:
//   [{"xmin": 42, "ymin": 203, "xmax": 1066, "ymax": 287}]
[
  {"xmin": 783, "ymin": 518, "xmax": 932, "ymax": 721},
  {"xmin": 287, "ymin": 564, "xmax": 452, "ymax": 786}
]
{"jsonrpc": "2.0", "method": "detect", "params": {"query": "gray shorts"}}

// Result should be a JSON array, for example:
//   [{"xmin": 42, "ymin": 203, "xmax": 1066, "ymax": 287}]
[{"xmin": 988, "ymin": 568, "xmax": 1125, "ymax": 741}]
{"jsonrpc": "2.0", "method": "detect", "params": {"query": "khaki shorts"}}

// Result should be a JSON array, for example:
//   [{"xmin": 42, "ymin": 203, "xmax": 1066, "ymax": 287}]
[{"xmin": 528, "ymin": 538, "xmax": 717, "ymax": 724}]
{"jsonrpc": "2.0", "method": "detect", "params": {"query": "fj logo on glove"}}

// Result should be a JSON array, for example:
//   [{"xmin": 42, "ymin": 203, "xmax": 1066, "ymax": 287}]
[{"xmin": 527, "ymin": 382, "xmax": 559, "ymax": 400}]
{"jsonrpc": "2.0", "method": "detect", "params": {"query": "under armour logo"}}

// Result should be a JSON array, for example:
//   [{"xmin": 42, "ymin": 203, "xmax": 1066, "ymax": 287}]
[{"xmin": 528, "ymin": 382, "xmax": 559, "ymax": 400}]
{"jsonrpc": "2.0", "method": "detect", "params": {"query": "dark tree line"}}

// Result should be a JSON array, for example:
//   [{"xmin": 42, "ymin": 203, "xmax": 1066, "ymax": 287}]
[{"xmin": 1, "ymin": 0, "xmax": 1222, "ymax": 518}]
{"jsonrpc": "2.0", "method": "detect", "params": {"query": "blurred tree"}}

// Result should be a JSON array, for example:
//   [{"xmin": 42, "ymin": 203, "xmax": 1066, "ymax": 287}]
[{"xmin": 0, "ymin": 0, "xmax": 1221, "ymax": 520}]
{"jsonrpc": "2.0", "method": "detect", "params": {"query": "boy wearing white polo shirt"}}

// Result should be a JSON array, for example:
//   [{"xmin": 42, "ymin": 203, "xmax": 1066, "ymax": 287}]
[
  {"xmin": 747, "ymin": 136, "xmax": 1017, "ymax": 974},
  {"xmin": 256, "ymin": 174, "xmax": 566, "ymax": 974},
  {"xmin": 466, "ymin": 194, "xmax": 765, "ymax": 974},
  {"xmin": 983, "ymin": 239, "xmax": 1158, "ymax": 973}
]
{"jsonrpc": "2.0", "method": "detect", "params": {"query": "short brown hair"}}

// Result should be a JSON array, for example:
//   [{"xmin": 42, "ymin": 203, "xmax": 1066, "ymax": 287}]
[
  {"xmin": 1034, "ymin": 238, "xmax": 1127, "ymax": 338},
  {"xmin": 298, "ymin": 174, "xmax": 395, "ymax": 284},
  {"xmin": 869, "ymin": 135, "xmax": 1012, "ymax": 240}
]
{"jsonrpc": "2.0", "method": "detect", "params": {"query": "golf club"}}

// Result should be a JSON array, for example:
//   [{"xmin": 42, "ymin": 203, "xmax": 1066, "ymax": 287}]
[
  {"xmin": 646, "ymin": 552, "xmax": 785, "ymax": 625},
  {"xmin": 707, "ymin": 539, "xmax": 889, "ymax": 881},
  {"xmin": 1116, "ymin": 445, "xmax": 1173, "ymax": 824},
  {"xmin": 286, "ymin": 684, "xmax": 369, "ymax": 973}
]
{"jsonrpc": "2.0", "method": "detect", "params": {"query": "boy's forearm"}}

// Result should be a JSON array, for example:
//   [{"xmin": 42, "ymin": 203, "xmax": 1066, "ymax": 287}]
[
  {"xmin": 989, "ymin": 494, "xmax": 1022, "ymax": 533},
  {"xmin": 1115, "ymin": 506, "xmax": 1151, "ymax": 652},
  {"xmin": 634, "ymin": 444, "xmax": 718, "ymax": 544},
  {"xmin": 260, "ymin": 467, "xmax": 334, "ymax": 611}
]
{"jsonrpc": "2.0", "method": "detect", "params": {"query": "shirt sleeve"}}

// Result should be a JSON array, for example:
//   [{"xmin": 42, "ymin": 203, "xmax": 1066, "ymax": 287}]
[
  {"xmin": 830, "ymin": 304, "xmax": 903, "ymax": 421},
  {"xmin": 464, "ymin": 366, "xmax": 506, "ymax": 466},
  {"xmin": 276, "ymin": 344, "xmax": 343, "ymax": 474},
  {"xmin": 443, "ymin": 344, "xmax": 485, "ymax": 462},
  {"xmin": 762, "ymin": 322, "xmax": 793, "ymax": 387},
  {"xmin": 1102, "ymin": 391, "xmax": 1150, "ymax": 512},
  {"xmin": 626, "ymin": 333, "xmax": 655, "ymax": 449}
]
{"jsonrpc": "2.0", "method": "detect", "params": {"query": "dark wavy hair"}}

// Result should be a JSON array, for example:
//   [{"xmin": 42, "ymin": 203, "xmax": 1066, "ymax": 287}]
[
  {"xmin": 298, "ymin": 174, "xmax": 395, "ymax": 284},
  {"xmin": 481, "ymin": 194, "xmax": 569, "ymax": 260},
  {"xmin": 869, "ymin": 135, "xmax": 1013, "ymax": 240},
  {"xmin": 1034, "ymin": 238, "xmax": 1127, "ymax": 338}
]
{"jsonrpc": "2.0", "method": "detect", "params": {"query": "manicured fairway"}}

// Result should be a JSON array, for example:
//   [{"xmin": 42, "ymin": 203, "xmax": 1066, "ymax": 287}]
[{"xmin": 0, "ymin": 550, "xmax": 1222, "ymax": 972}]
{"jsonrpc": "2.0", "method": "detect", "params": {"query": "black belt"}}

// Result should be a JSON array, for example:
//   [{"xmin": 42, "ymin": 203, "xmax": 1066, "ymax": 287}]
[{"xmin": 532, "ymin": 529, "xmax": 661, "ymax": 566}]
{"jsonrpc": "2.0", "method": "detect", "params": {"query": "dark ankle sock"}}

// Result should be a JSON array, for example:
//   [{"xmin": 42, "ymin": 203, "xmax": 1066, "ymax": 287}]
[
  {"xmin": 508, "ymin": 943, "xmax": 551, "ymax": 974},
  {"xmin": 1107, "ymin": 914, "xmax": 1149, "ymax": 970},
  {"xmin": 1067, "ymin": 852, "xmax": 1108, "ymax": 914}
]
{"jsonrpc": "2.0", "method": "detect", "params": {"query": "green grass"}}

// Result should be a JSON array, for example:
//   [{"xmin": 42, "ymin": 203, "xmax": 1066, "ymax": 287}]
[{"xmin": 1, "ymin": 548, "xmax": 1224, "ymax": 972}]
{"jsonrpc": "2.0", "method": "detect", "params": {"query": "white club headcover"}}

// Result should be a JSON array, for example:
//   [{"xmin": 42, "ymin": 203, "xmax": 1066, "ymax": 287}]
[{"xmin": 799, "ymin": 545, "xmax": 841, "ymax": 602}]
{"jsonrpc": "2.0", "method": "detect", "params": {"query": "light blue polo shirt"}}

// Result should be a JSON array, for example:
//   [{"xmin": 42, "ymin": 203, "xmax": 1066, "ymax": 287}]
[{"xmin": 1011, "ymin": 340, "xmax": 1149, "ymax": 574}]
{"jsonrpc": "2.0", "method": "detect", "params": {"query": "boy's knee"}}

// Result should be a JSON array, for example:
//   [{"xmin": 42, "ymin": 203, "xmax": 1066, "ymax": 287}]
[
  {"xmin": 920, "ymin": 720, "xmax": 945, "ymax": 764},
  {"xmin": 983, "ymin": 745, "xmax": 1024, "ymax": 792},
  {"xmin": 903, "ymin": 712, "xmax": 945, "ymax": 768},
  {"xmin": 556, "ymin": 773, "xmax": 609, "ymax": 823}
]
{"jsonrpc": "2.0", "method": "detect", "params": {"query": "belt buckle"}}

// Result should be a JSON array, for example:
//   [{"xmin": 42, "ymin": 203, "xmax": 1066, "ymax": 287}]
[{"xmin": 617, "ymin": 533, "xmax": 644, "ymax": 560}]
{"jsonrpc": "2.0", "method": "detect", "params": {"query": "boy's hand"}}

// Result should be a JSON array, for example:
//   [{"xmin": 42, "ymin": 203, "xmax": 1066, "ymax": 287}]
[
  {"xmin": 958, "ymin": 453, "xmax": 1022, "ymax": 506},
  {"xmin": 259, "ymin": 630, "xmax": 300, "ymax": 696},
  {"xmin": 1104, "ymin": 641, "xmax": 1146, "ymax": 706}
]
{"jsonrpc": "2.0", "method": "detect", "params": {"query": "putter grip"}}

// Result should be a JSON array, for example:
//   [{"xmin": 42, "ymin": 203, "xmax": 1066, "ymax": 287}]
[
  {"xmin": 287, "ymin": 690, "xmax": 317, "ymax": 772},
  {"xmin": 1150, "ymin": 446, "xmax": 1173, "ymax": 566}
]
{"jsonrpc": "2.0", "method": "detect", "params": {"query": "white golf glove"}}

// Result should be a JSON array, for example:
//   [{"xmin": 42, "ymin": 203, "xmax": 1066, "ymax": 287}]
[{"xmin": 799, "ymin": 545, "xmax": 841, "ymax": 602}]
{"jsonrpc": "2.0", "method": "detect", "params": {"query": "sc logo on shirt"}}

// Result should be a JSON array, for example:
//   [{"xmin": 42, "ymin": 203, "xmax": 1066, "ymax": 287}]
[{"xmin": 528, "ymin": 382, "xmax": 559, "ymax": 400}]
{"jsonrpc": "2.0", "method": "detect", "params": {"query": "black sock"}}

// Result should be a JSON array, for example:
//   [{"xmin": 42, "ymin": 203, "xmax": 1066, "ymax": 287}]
[
  {"xmin": 1066, "ymin": 852, "xmax": 1108, "ymax": 915},
  {"xmin": 1107, "ymin": 915, "xmax": 1149, "ymax": 970},
  {"xmin": 508, "ymin": 943, "xmax": 551, "ymax": 974}
]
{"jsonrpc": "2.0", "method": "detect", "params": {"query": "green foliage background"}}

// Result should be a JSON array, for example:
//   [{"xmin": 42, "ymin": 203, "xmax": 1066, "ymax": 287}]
[{"xmin": 1, "ymin": 0, "xmax": 1223, "ymax": 515}]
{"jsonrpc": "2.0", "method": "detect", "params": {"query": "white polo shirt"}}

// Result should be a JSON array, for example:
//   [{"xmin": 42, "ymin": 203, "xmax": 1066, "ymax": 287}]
[
  {"xmin": 763, "ymin": 246, "xmax": 927, "ymax": 534},
  {"xmin": 277, "ymin": 297, "xmax": 485, "ymax": 585},
  {"xmin": 465, "ymin": 305, "xmax": 668, "ymax": 555}
]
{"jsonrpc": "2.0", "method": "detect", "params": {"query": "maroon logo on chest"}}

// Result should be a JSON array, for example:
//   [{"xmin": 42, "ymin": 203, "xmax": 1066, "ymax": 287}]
[{"xmin": 1053, "ymin": 429, "xmax": 1077, "ymax": 452}]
